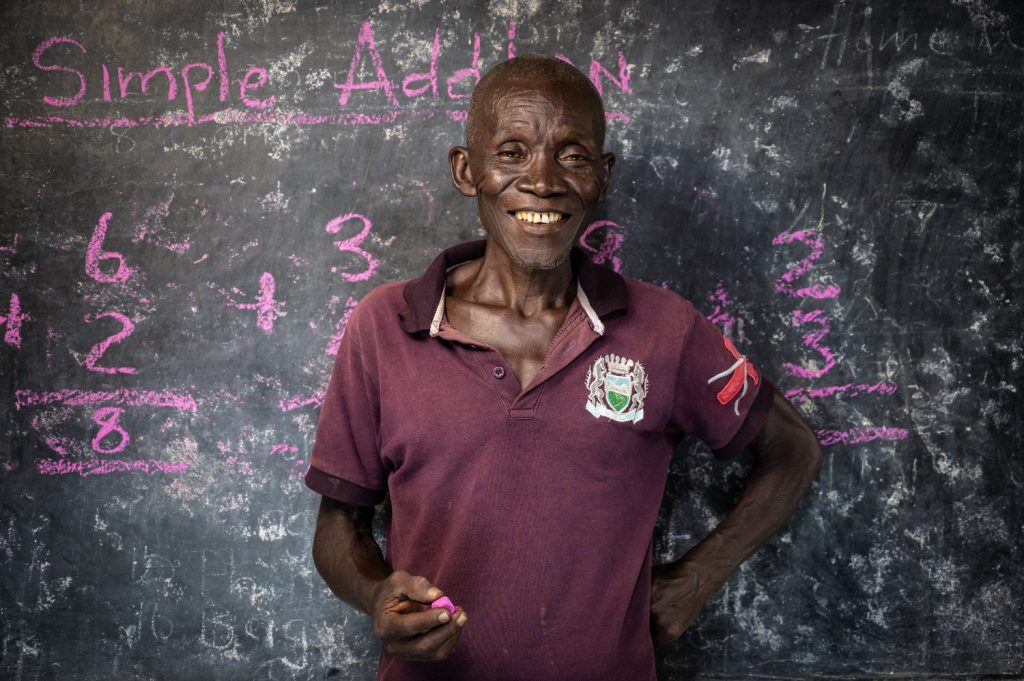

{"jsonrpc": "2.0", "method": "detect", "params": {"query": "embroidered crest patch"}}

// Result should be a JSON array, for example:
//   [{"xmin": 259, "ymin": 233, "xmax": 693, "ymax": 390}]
[{"xmin": 585, "ymin": 354, "xmax": 648, "ymax": 423}]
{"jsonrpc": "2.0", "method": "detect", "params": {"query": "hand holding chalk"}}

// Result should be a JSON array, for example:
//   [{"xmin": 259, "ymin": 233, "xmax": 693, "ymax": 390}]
[
  {"xmin": 431, "ymin": 596, "xmax": 456, "ymax": 615},
  {"xmin": 368, "ymin": 570, "xmax": 467, "ymax": 662}
]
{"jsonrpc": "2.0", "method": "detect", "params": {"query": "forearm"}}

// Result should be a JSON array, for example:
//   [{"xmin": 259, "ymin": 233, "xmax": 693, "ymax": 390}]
[
  {"xmin": 670, "ymin": 392, "xmax": 822, "ymax": 594},
  {"xmin": 312, "ymin": 496, "xmax": 391, "ymax": 614}
]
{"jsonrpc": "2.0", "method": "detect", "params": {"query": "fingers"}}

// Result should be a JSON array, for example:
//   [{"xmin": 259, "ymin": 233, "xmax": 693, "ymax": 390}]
[
  {"xmin": 382, "ymin": 607, "xmax": 468, "ymax": 662},
  {"xmin": 370, "ymin": 571, "xmax": 469, "ymax": 661}
]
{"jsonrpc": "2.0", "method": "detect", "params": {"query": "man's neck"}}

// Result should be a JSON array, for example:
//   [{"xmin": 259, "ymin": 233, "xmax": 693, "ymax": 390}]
[{"xmin": 447, "ymin": 241, "xmax": 576, "ymax": 317}]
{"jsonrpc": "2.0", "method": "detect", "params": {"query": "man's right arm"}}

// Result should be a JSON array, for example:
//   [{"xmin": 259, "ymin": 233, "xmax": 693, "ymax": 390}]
[{"xmin": 312, "ymin": 496, "xmax": 468, "ymax": 661}]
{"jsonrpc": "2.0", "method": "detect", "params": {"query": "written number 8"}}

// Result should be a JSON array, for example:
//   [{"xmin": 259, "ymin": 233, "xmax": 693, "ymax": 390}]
[{"xmin": 91, "ymin": 407, "xmax": 130, "ymax": 455}]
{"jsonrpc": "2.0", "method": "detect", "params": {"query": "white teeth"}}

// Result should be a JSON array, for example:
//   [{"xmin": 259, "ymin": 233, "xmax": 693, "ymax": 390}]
[{"xmin": 514, "ymin": 211, "xmax": 564, "ymax": 224}]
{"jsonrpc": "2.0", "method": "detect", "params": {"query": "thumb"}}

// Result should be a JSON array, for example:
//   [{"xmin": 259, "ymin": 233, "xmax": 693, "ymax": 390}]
[{"xmin": 402, "ymin": 573, "xmax": 443, "ymax": 605}]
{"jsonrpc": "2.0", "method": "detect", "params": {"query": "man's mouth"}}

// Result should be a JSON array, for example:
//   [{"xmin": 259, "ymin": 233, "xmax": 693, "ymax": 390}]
[{"xmin": 512, "ymin": 210, "xmax": 568, "ymax": 224}]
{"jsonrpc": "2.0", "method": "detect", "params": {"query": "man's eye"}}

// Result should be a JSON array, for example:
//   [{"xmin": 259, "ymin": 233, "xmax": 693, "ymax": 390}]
[
  {"xmin": 562, "ymin": 153, "xmax": 589, "ymax": 163},
  {"xmin": 498, "ymin": 150, "xmax": 522, "ymax": 159}
]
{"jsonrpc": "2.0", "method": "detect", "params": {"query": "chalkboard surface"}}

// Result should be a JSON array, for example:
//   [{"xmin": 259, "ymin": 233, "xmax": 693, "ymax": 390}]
[{"xmin": 2, "ymin": 0, "xmax": 1022, "ymax": 679}]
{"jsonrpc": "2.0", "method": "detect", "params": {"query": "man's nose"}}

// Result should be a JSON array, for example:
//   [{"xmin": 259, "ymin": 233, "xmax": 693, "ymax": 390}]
[{"xmin": 515, "ymin": 155, "xmax": 568, "ymax": 197}]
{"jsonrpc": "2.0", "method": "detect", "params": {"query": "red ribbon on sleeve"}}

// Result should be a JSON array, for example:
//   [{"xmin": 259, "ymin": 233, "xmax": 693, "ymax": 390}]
[{"xmin": 707, "ymin": 337, "xmax": 760, "ymax": 414}]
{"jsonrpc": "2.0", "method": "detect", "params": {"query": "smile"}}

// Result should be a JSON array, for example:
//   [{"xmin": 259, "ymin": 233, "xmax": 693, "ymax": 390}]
[{"xmin": 512, "ymin": 210, "xmax": 568, "ymax": 224}]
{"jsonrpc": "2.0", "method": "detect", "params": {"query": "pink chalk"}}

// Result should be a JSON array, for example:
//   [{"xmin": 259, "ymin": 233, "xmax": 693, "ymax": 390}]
[
  {"xmin": 579, "ymin": 220, "xmax": 625, "ymax": 273},
  {"xmin": 325, "ymin": 213, "xmax": 380, "ymax": 283},
  {"xmin": 431, "ymin": 596, "xmax": 456, "ymax": 615}
]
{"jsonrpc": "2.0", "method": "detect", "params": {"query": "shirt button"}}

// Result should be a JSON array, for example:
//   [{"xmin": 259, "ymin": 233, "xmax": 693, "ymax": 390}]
[{"xmin": 492, "ymin": 366, "xmax": 506, "ymax": 379}]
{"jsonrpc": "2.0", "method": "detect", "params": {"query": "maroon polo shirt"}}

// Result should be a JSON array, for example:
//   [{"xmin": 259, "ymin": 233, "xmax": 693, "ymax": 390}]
[{"xmin": 306, "ymin": 240, "xmax": 774, "ymax": 681}]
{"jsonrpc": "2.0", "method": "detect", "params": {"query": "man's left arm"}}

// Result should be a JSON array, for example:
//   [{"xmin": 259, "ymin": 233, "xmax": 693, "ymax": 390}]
[{"xmin": 650, "ymin": 391, "xmax": 823, "ymax": 648}]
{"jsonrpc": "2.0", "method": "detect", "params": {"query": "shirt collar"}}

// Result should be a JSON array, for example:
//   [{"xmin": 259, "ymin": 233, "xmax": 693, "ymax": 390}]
[{"xmin": 398, "ymin": 240, "xmax": 628, "ymax": 335}]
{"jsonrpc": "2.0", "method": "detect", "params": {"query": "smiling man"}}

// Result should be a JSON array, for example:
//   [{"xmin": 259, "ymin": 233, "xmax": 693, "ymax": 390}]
[{"xmin": 306, "ymin": 55, "xmax": 822, "ymax": 680}]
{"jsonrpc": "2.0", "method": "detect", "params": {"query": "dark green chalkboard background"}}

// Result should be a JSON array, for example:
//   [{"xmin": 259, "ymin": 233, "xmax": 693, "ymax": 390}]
[{"xmin": 2, "ymin": 0, "xmax": 1022, "ymax": 678}]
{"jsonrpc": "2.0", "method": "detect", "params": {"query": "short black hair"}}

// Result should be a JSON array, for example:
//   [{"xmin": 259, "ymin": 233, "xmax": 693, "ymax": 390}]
[{"xmin": 466, "ymin": 54, "xmax": 606, "ymax": 149}]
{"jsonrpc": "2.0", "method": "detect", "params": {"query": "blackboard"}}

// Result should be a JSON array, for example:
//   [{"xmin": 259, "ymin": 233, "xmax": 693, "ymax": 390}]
[{"xmin": 2, "ymin": 0, "xmax": 1022, "ymax": 678}]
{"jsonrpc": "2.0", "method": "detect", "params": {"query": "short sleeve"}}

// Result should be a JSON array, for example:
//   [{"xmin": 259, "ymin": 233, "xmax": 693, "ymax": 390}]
[
  {"xmin": 670, "ymin": 306, "xmax": 775, "ymax": 460},
  {"xmin": 304, "ymin": 301, "xmax": 387, "ymax": 506}
]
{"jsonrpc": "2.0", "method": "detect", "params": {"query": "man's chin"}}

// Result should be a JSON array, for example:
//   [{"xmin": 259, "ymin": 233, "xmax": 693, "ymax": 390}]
[{"xmin": 508, "ymin": 249, "xmax": 571, "ymax": 272}]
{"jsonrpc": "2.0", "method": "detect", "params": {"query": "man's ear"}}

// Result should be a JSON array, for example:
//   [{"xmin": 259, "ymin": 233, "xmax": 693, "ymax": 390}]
[
  {"xmin": 597, "ymin": 152, "xmax": 616, "ymax": 202},
  {"xmin": 449, "ymin": 146, "xmax": 477, "ymax": 197}
]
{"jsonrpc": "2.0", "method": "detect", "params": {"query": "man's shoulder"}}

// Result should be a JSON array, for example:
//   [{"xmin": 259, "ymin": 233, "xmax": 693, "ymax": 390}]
[
  {"xmin": 342, "ymin": 280, "xmax": 408, "ymax": 338},
  {"xmin": 355, "ymin": 279, "xmax": 407, "ymax": 311},
  {"xmin": 618, "ymin": 274, "xmax": 703, "ymax": 321}
]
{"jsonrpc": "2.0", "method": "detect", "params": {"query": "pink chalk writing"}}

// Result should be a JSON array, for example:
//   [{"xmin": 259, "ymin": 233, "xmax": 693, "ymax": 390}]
[
  {"xmin": 86, "ymin": 211, "xmax": 134, "ymax": 283},
  {"xmin": 770, "ymin": 193, "xmax": 905, "ymax": 448},
  {"xmin": 446, "ymin": 33, "xmax": 480, "ymax": 100},
  {"xmin": 786, "ymin": 308, "xmax": 836, "ymax": 379},
  {"xmin": 588, "ymin": 52, "xmax": 632, "ymax": 97},
  {"xmin": 240, "ymin": 67, "xmax": 275, "ymax": 109},
  {"xmin": 33, "ymin": 37, "xmax": 87, "ymax": 107},
  {"xmin": 771, "ymin": 229, "xmax": 842, "ymax": 300},
  {"xmin": 1, "ymin": 293, "xmax": 29, "ymax": 348},
  {"xmin": 15, "ymin": 388, "xmax": 196, "ymax": 409},
  {"xmin": 83, "ymin": 311, "xmax": 137, "ymax": 374},
  {"xmin": 552, "ymin": 52, "xmax": 632, "ymax": 97},
  {"xmin": 336, "ymin": 21, "xmax": 399, "ymax": 107},
  {"xmin": 706, "ymin": 282, "xmax": 738, "ymax": 335},
  {"xmin": 507, "ymin": 22, "xmax": 517, "ymax": 59},
  {"xmin": 815, "ymin": 427, "xmax": 909, "ymax": 447},
  {"xmin": 326, "ymin": 212, "xmax": 380, "ymax": 282},
  {"xmin": 772, "ymin": 226, "xmax": 840, "ymax": 379},
  {"xmin": 326, "ymin": 297, "xmax": 359, "ymax": 356},
  {"xmin": 17, "ymin": 23, "xmax": 635, "ymax": 129},
  {"xmin": 43, "ymin": 436, "xmax": 72, "ymax": 457},
  {"xmin": 270, "ymin": 444, "xmax": 299, "ymax": 456},
  {"xmin": 33, "ymin": 31, "xmax": 231, "ymax": 117},
  {"xmin": 37, "ymin": 458, "xmax": 189, "ymax": 476},
  {"xmin": 217, "ymin": 30, "xmax": 230, "ymax": 102},
  {"xmin": 91, "ymin": 407, "xmax": 130, "ymax": 454},
  {"xmin": 785, "ymin": 381, "xmax": 899, "ymax": 404},
  {"xmin": 579, "ymin": 220, "xmax": 624, "ymax": 272},
  {"xmin": 112, "ymin": 65, "xmax": 177, "ymax": 100},
  {"xmin": 402, "ymin": 29, "xmax": 440, "ymax": 99},
  {"xmin": 225, "ymin": 272, "xmax": 283, "ymax": 333},
  {"xmin": 181, "ymin": 62, "xmax": 213, "ymax": 125},
  {"xmin": 279, "ymin": 393, "xmax": 325, "ymax": 413}
]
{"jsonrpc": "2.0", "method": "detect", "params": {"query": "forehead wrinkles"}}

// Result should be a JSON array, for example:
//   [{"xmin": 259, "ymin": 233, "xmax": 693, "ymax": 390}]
[{"xmin": 482, "ymin": 87, "xmax": 596, "ymax": 142}]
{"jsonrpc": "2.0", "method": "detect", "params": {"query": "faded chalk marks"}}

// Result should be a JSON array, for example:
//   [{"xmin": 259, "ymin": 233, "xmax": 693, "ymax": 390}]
[
  {"xmin": 278, "ymin": 393, "xmax": 324, "ymax": 413},
  {"xmin": 325, "ymin": 297, "xmax": 359, "ymax": 356},
  {"xmin": 14, "ymin": 388, "xmax": 197, "ymax": 409},
  {"xmin": 815, "ymin": 426, "xmax": 909, "ymax": 446},
  {"xmin": 37, "ymin": 458, "xmax": 190, "ymax": 475}
]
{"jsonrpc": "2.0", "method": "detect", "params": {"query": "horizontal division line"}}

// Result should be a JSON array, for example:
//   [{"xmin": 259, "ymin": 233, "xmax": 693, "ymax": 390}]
[
  {"xmin": 816, "ymin": 426, "xmax": 909, "ymax": 446},
  {"xmin": 5, "ymin": 108, "xmax": 633, "ymax": 130},
  {"xmin": 785, "ymin": 381, "xmax": 899, "ymax": 403},
  {"xmin": 37, "ymin": 458, "xmax": 190, "ymax": 476},
  {"xmin": 15, "ymin": 388, "xmax": 196, "ymax": 409},
  {"xmin": 279, "ymin": 392, "xmax": 325, "ymax": 412}
]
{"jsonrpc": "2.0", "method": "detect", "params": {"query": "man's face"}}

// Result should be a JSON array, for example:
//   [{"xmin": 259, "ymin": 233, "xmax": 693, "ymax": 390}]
[{"xmin": 452, "ymin": 79, "xmax": 614, "ymax": 271}]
